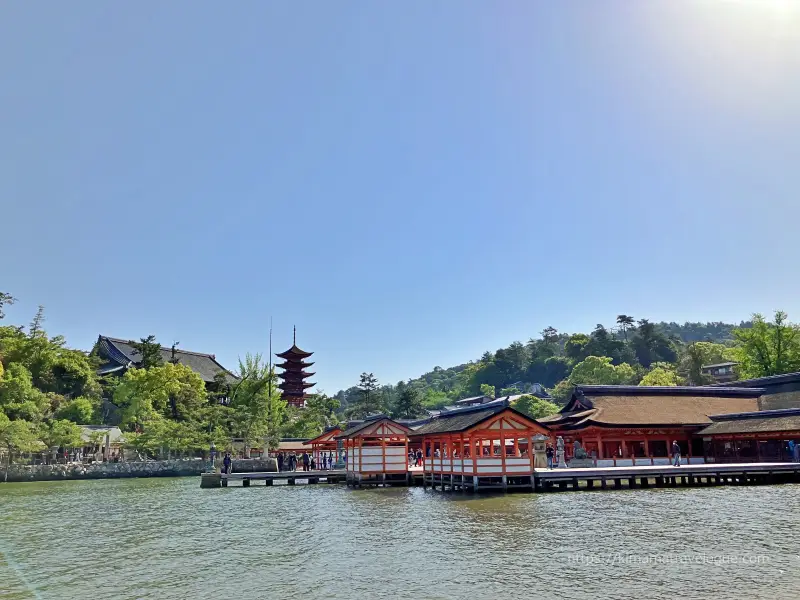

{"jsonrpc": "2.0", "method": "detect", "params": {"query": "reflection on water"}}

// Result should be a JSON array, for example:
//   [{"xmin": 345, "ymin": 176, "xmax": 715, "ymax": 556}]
[{"xmin": 1, "ymin": 478, "xmax": 796, "ymax": 599}]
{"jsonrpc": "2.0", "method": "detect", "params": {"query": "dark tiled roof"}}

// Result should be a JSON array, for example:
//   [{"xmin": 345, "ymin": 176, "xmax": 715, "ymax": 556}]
[
  {"xmin": 708, "ymin": 372, "xmax": 800, "ymax": 389},
  {"xmin": 701, "ymin": 362, "xmax": 738, "ymax": 370},
  {"xmin": 410, "ymin": 402, "xmax": 539, "ymax": 436},
  {"xmin": 575, "ymin": 385, "xmax": 764, "ymax": 398},
  {"xmin": 698, "ymin": 409, "xmax": 800, "ymax": 436},
  {"xmin": 97, "ymin": 336, "xmax": 238, "ymax": 384}
]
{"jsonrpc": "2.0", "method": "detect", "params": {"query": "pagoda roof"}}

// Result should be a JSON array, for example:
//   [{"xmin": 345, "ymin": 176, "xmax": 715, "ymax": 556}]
[
  {"xmin": 279, "ymin": 381, "xmax": 316, "ymax": 390},
  {"xmin": 278, "ymin": 370, "xmax": 315, "ymax": 379},
  {"xmin": 276, "ymin": 360, "xmax": 314, "ymax": 369},
  {"xmin": 276, "ymin": 344, "xmax": 313, "ymax": 359}
]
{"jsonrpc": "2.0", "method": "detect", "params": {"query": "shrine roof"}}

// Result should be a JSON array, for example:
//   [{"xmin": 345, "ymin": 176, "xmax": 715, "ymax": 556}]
[
  {"xmin": 304, "ymin": 426, "xmax": 343, "ymax": 445},
  {"xmin": 698, "ymin": 408, "xmax": 800, "ymax": 436},
  {"xmin": 335, "ymin": 416, "xmax": 411, "ymax": 439},
  {"xmin": 410, "ymin": 401, "xmax": 541, "ymax": 436},
  {"xmin": 550, "ymin": 385, "xmax": 762, "ymax": 428}
]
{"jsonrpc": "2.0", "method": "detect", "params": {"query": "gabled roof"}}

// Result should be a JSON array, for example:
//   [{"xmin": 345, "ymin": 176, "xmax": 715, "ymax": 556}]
[
  {"xmin": 410, "ymin": 402, "xmax": 544, "ymax": 436},
  {"xmin": 335, "ymin": 416, "xmax": 411, "ymax": 439},
  {"xmin": 96, "ymin": 335, "xmax": 238, "ymax": 384},
  {"xmin": 304, "ymin": 427, "xmax": 342, "ymax": 445},
  {"xmin": 698, "ymin": 408, "xmax": 800, "ymax": 436},
  {"xmin": 544, "ymin": 385, "xmax": 763, "ymax": 429}
]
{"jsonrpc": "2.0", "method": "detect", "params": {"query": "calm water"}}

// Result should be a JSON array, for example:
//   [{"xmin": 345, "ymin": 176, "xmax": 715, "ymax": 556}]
[{"xmin": 1, "ymin": 477, "xmax": 798, "ymax": 600}]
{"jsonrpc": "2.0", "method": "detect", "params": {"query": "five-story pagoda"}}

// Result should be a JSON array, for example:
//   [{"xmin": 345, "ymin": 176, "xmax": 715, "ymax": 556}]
[{"xmin": 275, "ymin": 327, "xmax": 315, "ymax": 408}]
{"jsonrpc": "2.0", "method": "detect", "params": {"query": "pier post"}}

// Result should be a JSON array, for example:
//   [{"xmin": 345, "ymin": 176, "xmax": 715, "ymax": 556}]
[
  {"xmin": 288, "ymin": 477, "xmax": 296, "ymax": 486},
  {"xmin": 655, "ymin": 476, "xmax": 664, "ymax": 487},
  {"xmin": 264, "ymin": 479, "xmax": 273, "ymax": 486},
  {"xmin": 243, "ymin": 478, "xmax": 250, "ymax": 487},
  {"xmin": 473, "ymin": 475, "xmax": 479, "ymax": 492},
  {"xmin": 614, "ymin": 479, "xmax": 622, "ymax": 489},
  {"xmin": 502, "ymin": 475, "xmax": 508, "ymax": 492},
  {"xmin": 586, "ymin": 479, "xmax": 595, "ymax": 489}
]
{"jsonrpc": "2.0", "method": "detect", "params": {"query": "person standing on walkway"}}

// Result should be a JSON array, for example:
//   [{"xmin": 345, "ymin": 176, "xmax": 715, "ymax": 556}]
[
  {"xmin": 302, "ymin": 452, "xmax": 310, "ymax": 472},
  {"xmin": 223, "ymin": 453, "xmax": 232, "ymax": 474},
  {"xmin": 546, "ymin": 445, "xmax": 554, "ymax": 469},
  {"xmin": 672, "ymin": 441, "xmax": 682, "ymax": 467}
]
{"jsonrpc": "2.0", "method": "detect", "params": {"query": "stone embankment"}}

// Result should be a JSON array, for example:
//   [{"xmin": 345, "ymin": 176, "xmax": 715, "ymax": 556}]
[{"xmin": 2, "ymin": 457, "xmax": 277, "ymax": 483}]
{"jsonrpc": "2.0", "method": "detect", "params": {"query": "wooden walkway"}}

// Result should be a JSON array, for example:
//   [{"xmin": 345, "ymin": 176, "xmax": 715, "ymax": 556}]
[
  {"xmin": 534, "ymin": 461, "xmax": 800, "ymax": 492},
  {"xmin": 201, "ymin": 470, "xmax": 346, "ymax": 488},
  {"xmin": 201, "ymin": 462, "xmax": 800, "ymax": 492}
]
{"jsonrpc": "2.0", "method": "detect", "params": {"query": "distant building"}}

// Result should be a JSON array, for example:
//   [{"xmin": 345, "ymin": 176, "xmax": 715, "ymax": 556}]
[
  {"xmin": 701, "ymin": 362, "xmax": 738, "ymax": 383},
  {"xmin": 94, "ymin": 335, "xmax": 238, "ymax": 386}
]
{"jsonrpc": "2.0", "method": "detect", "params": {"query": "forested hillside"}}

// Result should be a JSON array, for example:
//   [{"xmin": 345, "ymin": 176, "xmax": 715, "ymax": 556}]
[{"xmin": 335, "ymin": 316, "xmax": 781, "ymax": 416}]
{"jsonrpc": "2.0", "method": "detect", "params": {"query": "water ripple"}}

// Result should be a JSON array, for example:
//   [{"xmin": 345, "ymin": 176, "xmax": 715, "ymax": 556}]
[{"xmin": 0, "ymin": 479, "xmax": 797, "ymax": 599}]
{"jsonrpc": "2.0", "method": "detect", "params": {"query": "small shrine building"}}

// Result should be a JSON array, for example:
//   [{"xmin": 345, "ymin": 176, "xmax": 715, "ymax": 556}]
[
  {"xmin": 336, "ymin": 416, "xmax": 411, "ymax": 486},
  {"xmin": 409, "ymin": 401, "xmax": 550, "ymax": 491}
]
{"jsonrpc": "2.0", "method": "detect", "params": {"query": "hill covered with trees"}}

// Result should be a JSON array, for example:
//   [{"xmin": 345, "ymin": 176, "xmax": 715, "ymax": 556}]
[{"xmin": 334, "ymin": 315, "xmax": 800, "ymax": 417}]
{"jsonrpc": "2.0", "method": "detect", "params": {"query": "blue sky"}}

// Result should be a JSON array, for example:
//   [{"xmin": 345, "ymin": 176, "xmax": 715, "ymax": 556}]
[{"xmin": 2, "ymin": 2, "xmax": 799, "ymax": 393}]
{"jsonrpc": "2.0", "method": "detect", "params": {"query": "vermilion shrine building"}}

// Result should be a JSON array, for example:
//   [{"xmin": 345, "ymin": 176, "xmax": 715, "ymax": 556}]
[
  {"xmin": 336, "ymin": 417, "xmax": 412, "ymax": 486},
  {"xmin": 539, "ymin": 385, "xmax": 764, "ymax": 465},
  {"xmin": 410, "ymin": 402, "xmax": 549, "ymax": 491}
]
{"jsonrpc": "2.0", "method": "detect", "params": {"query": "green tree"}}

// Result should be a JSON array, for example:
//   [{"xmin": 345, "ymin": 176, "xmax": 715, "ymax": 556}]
[
  {"xmin": 639, "ymin": 363, "xmax": 681, "ymax": 386},
  {"xmin": 499, "ymin": 386, "xmax": 521, "ymax": 397},
  {"xmin": 128, "ymin": 335, "xmax": 164, "ymax": 369},
  {"xmin": 679, "ymin": 342, "xmax": 734, "ymax": 385},
  {"xmin": 114, "ymin": 363, "xmax": 207, "ymax": 428},
  {"xmin": 733, "ymin": 311, "xmax": 800, "ymax": 378},
  {"xmin": 39, "ymin": 419, "xmax": 83, "ymax": 449},
  {"xmin": 54, "ymin": 396, "xmax": 97, "ymax": 424},
  {"xmin": 616, "ymin": 315, "xmax": 635, "ymax": 342},
  {"xmin": 550, "ymin": 379, "xmax": 574, "ymax": 403},
  {"xmin": 479, "ymin": 383, "xmax": 496, "ymax": 399},
  {"xmin": 0, "ymin": 363, "xmax": 50, "ymax": 422},
  {"xmin": 0, "ymin": 418, "xmax": 41, "ymax": 478},
  {"xmin": 631, "ymin": 319, "xmax": 678, "ymax": 368},
  {"xmin": 282, "ymin": 393, "xmax": 342, "ymax": 438},
  {"xmin": 568, "ymin": 356, "xmax": 637, "ymax": 386},
  {"xmin": 512, "ymin": 394, "xmax": 559, "ymax": 419},
  {"xmin": 565, "ymin": 333, "xmax": 591, "ymax": 363},
  {"xmin": 391, "ymin": 383, "xmax": 424, "ymax": 419},
  {"xmin": 347, "ymin": 372, "xmax": 385, "ymax": 418},
  {"xmin": 230, "ymin": 354, "xmax": 285, "ymax": 453},
  {"xmin": 0, "ymin": 292, "xmax": 16, "ymax": 320}
]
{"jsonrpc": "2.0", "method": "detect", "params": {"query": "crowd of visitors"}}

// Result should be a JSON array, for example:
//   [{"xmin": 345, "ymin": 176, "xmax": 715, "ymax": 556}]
[{"xmin": 276, "ymin": 451, "xmax": 338, "ymax": 472}]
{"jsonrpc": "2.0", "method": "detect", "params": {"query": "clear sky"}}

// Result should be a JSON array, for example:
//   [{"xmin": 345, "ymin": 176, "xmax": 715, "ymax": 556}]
[{"xmin": 1, "ymin": 2, "xmax": 799, "ymax": 393}]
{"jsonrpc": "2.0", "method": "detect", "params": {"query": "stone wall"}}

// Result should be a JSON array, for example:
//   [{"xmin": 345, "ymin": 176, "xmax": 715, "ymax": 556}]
[{"xmin": 1, "ymin": 457, "xmax": 277, "ymax": 483}]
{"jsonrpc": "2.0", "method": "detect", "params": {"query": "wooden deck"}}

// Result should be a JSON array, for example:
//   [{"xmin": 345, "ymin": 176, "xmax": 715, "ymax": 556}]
[
  {"xmin": 424, "ymin": 461, "xmax": 800, "ymax": 493},
  {"xmin": 201, "ymin": 470, "xmax": 346, "ymax": 488}
]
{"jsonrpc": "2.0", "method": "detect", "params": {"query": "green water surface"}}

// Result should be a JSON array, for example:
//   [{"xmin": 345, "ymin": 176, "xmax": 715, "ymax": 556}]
[{"xmin": 1, "ymin": 477, "xmax": 797, "ymax": 599}]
